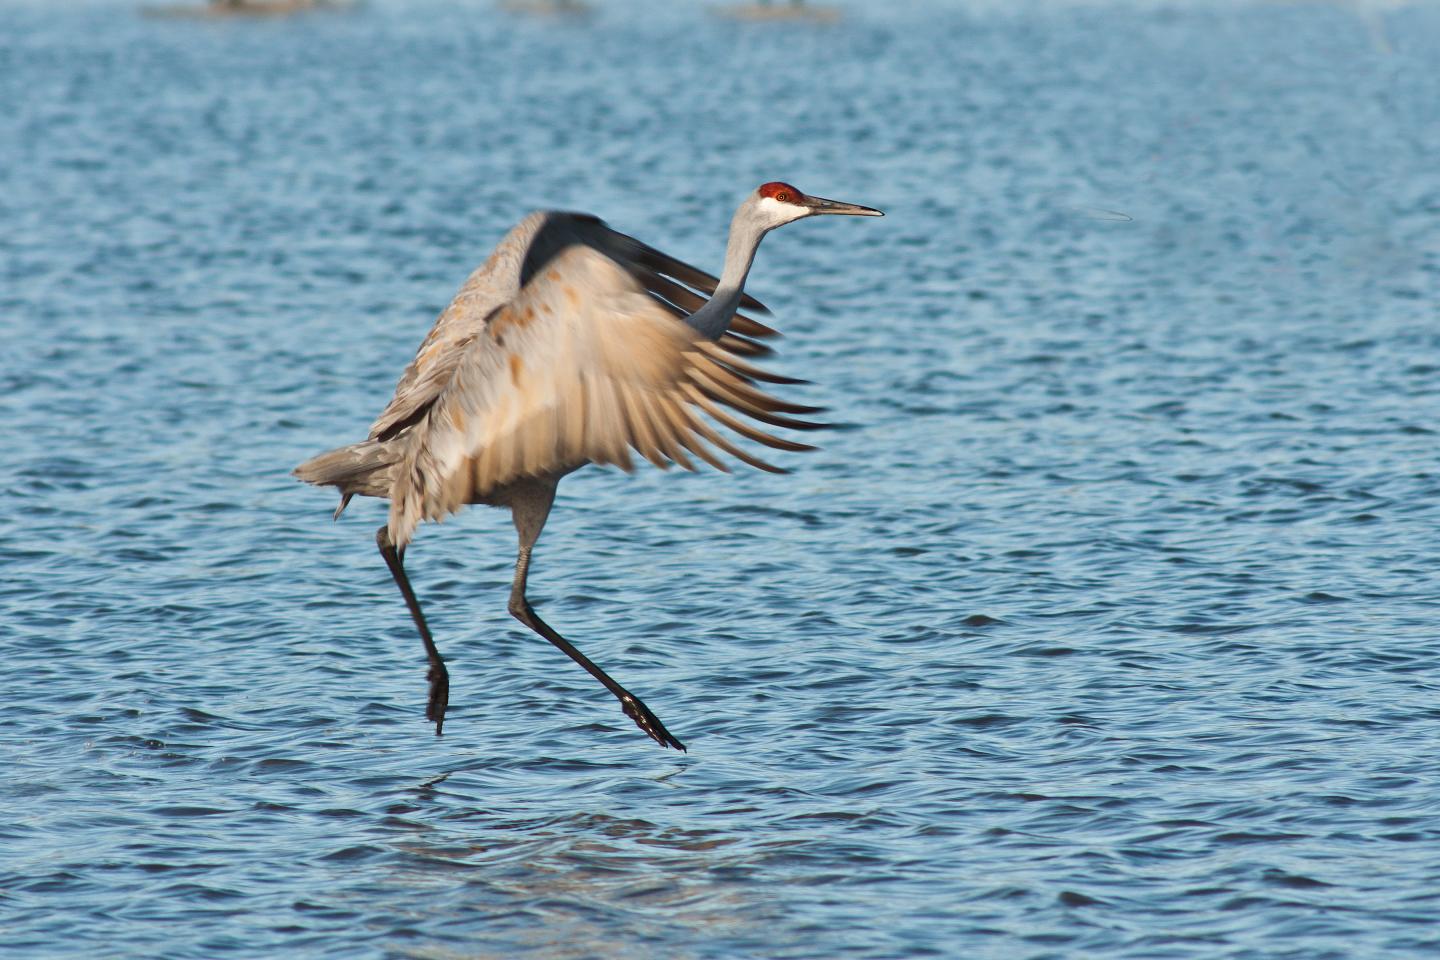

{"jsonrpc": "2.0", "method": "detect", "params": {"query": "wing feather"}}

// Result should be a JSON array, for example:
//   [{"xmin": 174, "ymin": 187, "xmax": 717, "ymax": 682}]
[
  {"xmin": 645, "ymin": 398, "xmax": 696, "ymax": 471},
  {"xmin": 685, "ymin": 388, "xmax": 818, "ymax": 452},
  {"xmin": 717, "ymin": 333, "xmax": 774, "ymax": 357},
  {"xmin": 655, "ymin": 396, "xmax": 730, "ymax": 473},
  {"xmin": 695, "ymin": 340, "xmax": 805, "ymax": 384},
  {"xmin": 687, "ymin": 360, "xmax": 824, "ymax": 416},
  {"xmin": 675, "ymin": 402, "xmax": 788, "ymax": 475},
  {"xmin": 620, "ymin": 382, "xmax": 670, "ymax": 470},
  {"xmin": 385, "ymin": 236, "xmax": 822, "ymax": 546},
  {"xmin": 640, "ymin": 272, "xmax": 779, "ymax": 341}
]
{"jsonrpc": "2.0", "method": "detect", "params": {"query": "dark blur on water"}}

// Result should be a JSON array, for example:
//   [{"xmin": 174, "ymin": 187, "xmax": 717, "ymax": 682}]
[{"xmin": 6, "ymin": 0, "xmax": 1440, "ymax": 956}]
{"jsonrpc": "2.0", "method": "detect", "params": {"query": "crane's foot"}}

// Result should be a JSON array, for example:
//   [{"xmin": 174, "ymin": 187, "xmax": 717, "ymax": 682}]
[
  {"xmin": 427, "ymin": 663, "xmax": 450, "ymax": 736},
  {"xmin": 620, "ymin": 692, "xmax": 686, "ymax": 752}
]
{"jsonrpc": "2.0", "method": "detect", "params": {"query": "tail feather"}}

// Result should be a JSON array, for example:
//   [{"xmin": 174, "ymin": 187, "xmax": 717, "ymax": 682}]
[{"xmin": 293, "ymin": 440, "xmax": 395, "ymax": 518}]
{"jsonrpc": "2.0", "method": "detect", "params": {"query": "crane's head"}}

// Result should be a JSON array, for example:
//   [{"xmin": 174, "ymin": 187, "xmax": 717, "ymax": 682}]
[{"xmin": 752, "ymin": 181, "xmax": 884, "ymax": 229}]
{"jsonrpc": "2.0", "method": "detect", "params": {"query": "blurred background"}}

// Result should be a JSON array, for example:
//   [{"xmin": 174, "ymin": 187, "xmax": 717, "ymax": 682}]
[{"xmin": 5, "ymin": 1, "xmax": 1440, "ymax": 957}]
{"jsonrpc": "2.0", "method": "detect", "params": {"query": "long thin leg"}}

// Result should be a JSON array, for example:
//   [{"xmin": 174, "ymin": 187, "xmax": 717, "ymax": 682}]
[
  {"xmin": 508, "ymin": 482, "xmax": 686, "ymax": 752},
  {"xmin": 376, "ymin": 525, "xmax": 450, "ymax": 735}
]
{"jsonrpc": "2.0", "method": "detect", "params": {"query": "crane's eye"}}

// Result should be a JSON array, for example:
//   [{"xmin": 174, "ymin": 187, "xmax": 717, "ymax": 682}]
[{"xmin": 775, "ymin": 192, "xmax": 790, "ymax": 202}]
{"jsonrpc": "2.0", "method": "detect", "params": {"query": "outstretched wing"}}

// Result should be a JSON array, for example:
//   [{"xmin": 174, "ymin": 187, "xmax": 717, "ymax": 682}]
[
  {"xmin": 368, "ymin": 212, "xmax": 777, "ymax": 445},
  {"xmin": 387, "ymin": 243, "xmax": 821, "ymax": 547}
]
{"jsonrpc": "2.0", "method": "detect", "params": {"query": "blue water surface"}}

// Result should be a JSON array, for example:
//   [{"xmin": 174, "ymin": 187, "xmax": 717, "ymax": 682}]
[{"xmin": 5, "ymin": 0, "xmax": 1440, "ymax": 957}]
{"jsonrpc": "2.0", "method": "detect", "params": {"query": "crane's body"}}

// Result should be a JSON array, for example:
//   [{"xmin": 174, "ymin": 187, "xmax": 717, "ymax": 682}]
[{"xmin": 295, "ymin": 182, "xmax": 881, "ymax": 750}]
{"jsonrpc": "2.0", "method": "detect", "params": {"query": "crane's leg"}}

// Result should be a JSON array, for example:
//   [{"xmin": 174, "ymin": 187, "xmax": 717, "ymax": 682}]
[
  {"xmin": 376, "ymin": 525, "xmax": 450, "ymax": 735},
  {"xmin": 508, "ymin": 481, "xmax": 686, "ymax": 752}
]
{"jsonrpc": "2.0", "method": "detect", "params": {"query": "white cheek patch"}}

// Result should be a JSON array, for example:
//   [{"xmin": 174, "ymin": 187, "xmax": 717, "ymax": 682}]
[{"xmin": 757, "ymin": 195, "xmax": 806, "ymax": 221}]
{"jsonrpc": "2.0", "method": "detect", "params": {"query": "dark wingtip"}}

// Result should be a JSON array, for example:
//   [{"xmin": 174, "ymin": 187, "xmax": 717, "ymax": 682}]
[{"xmin": 739, "ymin": 291, "xmax": 771, "ymax": 315}]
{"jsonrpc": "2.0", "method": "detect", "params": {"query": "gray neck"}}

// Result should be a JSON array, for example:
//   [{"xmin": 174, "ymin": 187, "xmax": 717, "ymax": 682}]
[{"xmin": 684, "ymin": 205, "xmax": 768, "ymax": 340}]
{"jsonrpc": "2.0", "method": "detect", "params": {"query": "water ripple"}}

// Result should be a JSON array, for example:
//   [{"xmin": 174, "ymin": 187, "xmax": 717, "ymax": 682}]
[{"xmin": 7, "ymin": 0, "xmax": 1440, "ymax": 957}]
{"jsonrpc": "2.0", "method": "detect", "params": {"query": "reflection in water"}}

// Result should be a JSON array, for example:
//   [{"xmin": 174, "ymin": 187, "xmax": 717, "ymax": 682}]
[{"xmin": 381, "ymin": 807, "xmax": 783, "ymax": 959}]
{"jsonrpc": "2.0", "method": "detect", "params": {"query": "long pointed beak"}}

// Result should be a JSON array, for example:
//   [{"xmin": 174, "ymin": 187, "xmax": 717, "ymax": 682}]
[{"xmin": 804, "ymin": 194, "xmax": 884, "ymax": 217}]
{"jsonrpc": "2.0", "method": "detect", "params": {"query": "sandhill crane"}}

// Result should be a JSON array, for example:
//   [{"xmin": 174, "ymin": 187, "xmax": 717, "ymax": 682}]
[{"xmin": 294, "ymin": 182, "xmax": 882, "ymax": 750}]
